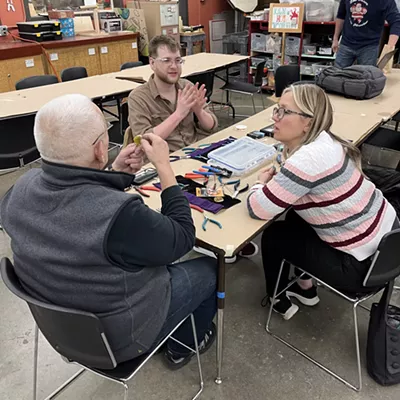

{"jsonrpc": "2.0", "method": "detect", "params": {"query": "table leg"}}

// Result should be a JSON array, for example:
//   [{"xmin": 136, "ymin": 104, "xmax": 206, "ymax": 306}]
[{"xmin": 215, "ymin": 253, "xmax": 226, "ymax": 384}]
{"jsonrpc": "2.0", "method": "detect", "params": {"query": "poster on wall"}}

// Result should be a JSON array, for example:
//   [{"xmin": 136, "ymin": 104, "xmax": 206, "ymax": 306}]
[
  {"xmin": 268, "ymin": 3, "xmax": 304, "ymax": 33},
  {"xmin": 0, "ymin": 0, "xmax": 26, "ymax": 25}
]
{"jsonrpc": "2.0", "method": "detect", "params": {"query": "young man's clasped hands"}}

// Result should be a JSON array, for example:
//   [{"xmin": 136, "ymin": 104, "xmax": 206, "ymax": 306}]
[{"xmin": 176, "ymin": 82, "xmax": 214, "ymax": 131}]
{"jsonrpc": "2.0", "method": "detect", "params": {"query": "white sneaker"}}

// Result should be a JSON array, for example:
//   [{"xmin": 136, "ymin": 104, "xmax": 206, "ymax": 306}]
[{"xmin": 193, "ymin": 246, "xmax": 237, "ymax": 264}]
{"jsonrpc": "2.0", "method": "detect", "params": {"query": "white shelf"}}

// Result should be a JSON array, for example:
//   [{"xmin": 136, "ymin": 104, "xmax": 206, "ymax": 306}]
[
  {"xmin": 301, "ymin": 54, "xmax": 336, "ymax": 60},
  {"xmin": 251, "ymin": 49, "xmax": 275, "ymax": 54}
]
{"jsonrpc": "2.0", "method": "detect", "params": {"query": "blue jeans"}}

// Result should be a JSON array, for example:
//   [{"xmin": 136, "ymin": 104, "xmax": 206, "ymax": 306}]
[
  {"xmin": 335, "ymin": 44, "xmax": 379, "ymax": 68},
  {"xmin": 152, "ymin": 256, "xmax": 217, "ymax": 356}
]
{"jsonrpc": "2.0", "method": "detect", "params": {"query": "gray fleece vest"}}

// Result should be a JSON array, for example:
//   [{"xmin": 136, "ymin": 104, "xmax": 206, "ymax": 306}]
[{"xmin": 1, "ymin": 161, "xmax": 171, "ymax": 363}]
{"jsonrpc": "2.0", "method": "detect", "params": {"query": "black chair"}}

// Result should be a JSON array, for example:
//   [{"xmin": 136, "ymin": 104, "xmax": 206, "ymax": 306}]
[
  {"xmin": 185, "ymin": 69, "xmax": 215, "ymax": 102},
  {"xmin": 0, "ymin": 258, "xmax": 204, "ymax": 400},
  {"xmin": 221, "ymin": 61, "xmax": 266, "ymax": 116},
  {"xmin": 120, "ymin": 61, "xmax": 143, "ymax": 71},
  {"xmin": 0, "ymin": 113, "xmax": 40, "ymax": 173},
  {"xmin": 61, "ymin": 67, "xmax": 88, "ymax": 82},
  {"xmin": 266, "ymin": 229, "xmax": 400, "ymax": 391},
  {"xmin": 15, "ymin": 75, "xmax": 58, "ymax": 90},
  {"xmin": 274, "ymin": 65, "xmax": 301, "ymax": 98}
]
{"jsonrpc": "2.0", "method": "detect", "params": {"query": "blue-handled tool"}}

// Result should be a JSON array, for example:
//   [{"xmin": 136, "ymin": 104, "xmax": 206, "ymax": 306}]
[
  {"xmin": 232, "ymin": 182, "xmax": 250, "ymax": 198},
  {"xmin": 192, "ymin": 170, "xmax": 215, "ymax": 177},
  {"xmin": 202, "ymin": 215, "xmax": 223, "ymax": 231}
]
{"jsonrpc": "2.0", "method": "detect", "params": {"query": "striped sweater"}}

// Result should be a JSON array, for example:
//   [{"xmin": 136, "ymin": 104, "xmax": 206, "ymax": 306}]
[{"xmin": 247, "ymin": 131, "xmax": 397, "ymax": 261}]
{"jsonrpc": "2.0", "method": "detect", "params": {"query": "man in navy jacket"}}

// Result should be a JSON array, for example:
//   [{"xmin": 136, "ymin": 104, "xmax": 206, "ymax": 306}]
[{"xmin": 333, "ymin": 0, "xmax": 400, "ymax": 68}]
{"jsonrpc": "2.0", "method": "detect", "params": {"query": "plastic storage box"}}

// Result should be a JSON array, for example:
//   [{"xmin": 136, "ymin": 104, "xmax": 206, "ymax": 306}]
[
  {"xmin": 303, "ymin": 44, "xmax": 317, "ymax": 55},
  {"xmin": 19, "ymin": 31, "xmax": 63, "ymax": 42},
  {"xmin": 318, "ymin": 46, "xmax": 333, "ymax": 55},
  {"xmin": 300, "ymin": 63, "xmax": 314, "ymax": 75},
  {"xmin": 305, "ymin": 0, "xmax": 335, "ymax": 22},
  {"xmin": 312, "ymin": 61, "xmax": 331, "ymax": 76},
  {"xmin": 251, "ymin": 33, "xmax": 267, "ymax": 52},
  {"xmin": 285, "ymin": 36, "xmax": 301, "ymax": 56},
  {"xmin": 17, "ymin": 21, "xmax": 60, "ymax": 33},
  {"xmin": 208, "ymin": 137, "xmax": 277, "ymax": 176}
]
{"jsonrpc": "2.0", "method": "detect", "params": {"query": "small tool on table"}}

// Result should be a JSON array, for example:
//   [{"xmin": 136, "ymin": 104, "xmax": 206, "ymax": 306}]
[
  {"xmin": 232, "ymin": 182, "xmax": 250, "ymax": 199},
  {"xmin": 189, "ymin": 204, "xmax": 222, "ymax": 231},
  {"xmin": 133, "ymin": 185, "xmax": 161, "ymax": 198},
  {"xmin": 170, "ymin": 154, "xmax": 192, "ymax": 162}
]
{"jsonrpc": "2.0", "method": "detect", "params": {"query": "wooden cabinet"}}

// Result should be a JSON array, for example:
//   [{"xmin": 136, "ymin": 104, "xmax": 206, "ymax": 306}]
[
  {"xmin": 0, "ymin": 55, "xmax": 45, "ymax": 92},
  {"xmin": 0, "ymin": 33, "xmax": 138, "ymax": 93},
  {"xmin": 119, "ymin": 39, "xmax": 139, "ymax": 67},
  {"xmin": 0, "ymin": 60, "xmax": 9, "ymax": 92},
  {"xmin": 99, "ymin": 42, "xmax": 122, "ymax": 75},
  {"xmin": 43, "ymin": 45, "xmax": 101, "ymax": 77}
]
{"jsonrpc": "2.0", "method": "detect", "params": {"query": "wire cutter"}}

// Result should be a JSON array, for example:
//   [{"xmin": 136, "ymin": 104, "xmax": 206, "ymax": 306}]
[
  {"xmin": 232, "ymin": 182, "xmax": 250, "ymax": 199},
  {"xmin": 133, "ymin": 185, "xmax": 161, "ymax": 197},
  {"xmin": 169, "ymin": 154, "xmax": 192, "ymax": 162},
  {"xmin": 202, "ymin": 214, "xmax": 222, "ymax": 231},
  {"xmin": 189, "ymin": 204, "xmax": 222, "ymax": 231}
]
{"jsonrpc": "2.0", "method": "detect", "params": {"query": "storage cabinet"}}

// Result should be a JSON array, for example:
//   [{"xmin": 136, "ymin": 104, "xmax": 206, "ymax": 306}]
[
  {"xmin": 0, "ymin": 55, "xmax": 45, "ymax": 92},
  {"xmin": 43, "ymin": 45, "xmax": 102, "ymax": 77},
  {"xmin": 0, "ymin": 34, "xmax": 139, "ymax": 93},
  {"xmin": 119, "ymin": 40, "xmax": 139, "ymax": 67}
]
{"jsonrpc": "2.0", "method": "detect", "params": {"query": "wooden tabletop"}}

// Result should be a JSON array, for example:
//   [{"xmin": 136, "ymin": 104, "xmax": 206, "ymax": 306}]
[
  {"xmin": 0, "ymin": 53, "xmax": 249, "ymax": 119},
  {"xmin": 0, "ymin": 75, "xmax": 140, "ymax": 119},
  {"xmin": 126, "ymin": 102, "xmax": 383, "ymax": 255},
  {"xmin": 113, "ymin": 53, "xmax": 249, "ymax": 82}
]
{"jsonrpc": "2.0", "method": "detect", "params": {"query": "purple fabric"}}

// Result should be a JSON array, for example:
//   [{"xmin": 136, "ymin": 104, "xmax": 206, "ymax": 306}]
[
  {"xmin": 189, "ymin": 137, "xmax": 237, "ymax": 159},
  {"xmin": 184, "ymin": 192, "xmax": 224, "ymax": 214}
]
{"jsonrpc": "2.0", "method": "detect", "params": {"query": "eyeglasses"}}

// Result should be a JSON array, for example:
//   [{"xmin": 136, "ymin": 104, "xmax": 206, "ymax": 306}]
[
  {"xmin": 92, "ymin": 122, "xmax": 112, "ymax": 145},
  {"xmin": 153, "ymin": 57, "xmax": 185, "ymax": 66},
  {"xmin": 273, "ymin": 106, "xmax": 313, "ymax": 121}
]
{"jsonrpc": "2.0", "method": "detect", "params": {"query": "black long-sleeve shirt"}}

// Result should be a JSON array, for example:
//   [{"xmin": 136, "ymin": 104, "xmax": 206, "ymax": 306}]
[{"xmin": 107, "ymin": 185, "xmax": 196, "ymax": 268}]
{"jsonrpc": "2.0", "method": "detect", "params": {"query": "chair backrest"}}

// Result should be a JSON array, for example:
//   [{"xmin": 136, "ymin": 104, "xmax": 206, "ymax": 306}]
[
  {"xmin": 185, "ymin": 69, "xmax": 215, "ymax": 101},
  {"xmin": 120, "ymin": 61, "xmax": 144, "ymax": 71},
  {"xmin": 254, "ymin": 61, "xmax": 266, "ymax": 88},
  {"xmin": 0, "ymin": 114, "xmax": 40, "ymax": 170},
  {"xmin": 15, "ymin": 75, "xmax": 58, "ymax": 90},
  {"xmin": 61, "ymin": 67, "xmax": 88, "ymax": 82},
  {"xmin": 363, "ymin": 229, "xmax": 400, "ymax": 287},
  {"xmin": 0, "ymin": 258, "xmax": 117, "ymax": 370},
  {"xmin": 274, "ymin": 65, "xmax": 301, "ymax": 97}
]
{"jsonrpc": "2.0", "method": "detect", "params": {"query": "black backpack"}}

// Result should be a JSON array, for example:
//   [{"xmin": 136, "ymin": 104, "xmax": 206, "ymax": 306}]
[
  {"xmin": 316, "ymin": 65, "xmax": 386, "ymax": 100},
  {"xmin": 367, "ymin": 280, "xmax": 400, "ymax": 385}
]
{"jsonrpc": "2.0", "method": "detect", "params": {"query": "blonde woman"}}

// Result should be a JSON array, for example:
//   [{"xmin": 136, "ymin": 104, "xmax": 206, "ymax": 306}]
[{"xmin": 247, "ymin": 84, "xmax": 398, "ymax": 320}]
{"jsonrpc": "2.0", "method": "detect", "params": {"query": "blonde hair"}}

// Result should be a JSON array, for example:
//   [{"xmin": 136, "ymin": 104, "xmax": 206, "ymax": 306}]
[
  {"xmin": 283, "ymin": 84, "xmax": 363, "ymax": 172},
  {"xmin": 34, "ymin": 94, "xmax": 107, "ymax": 165}
]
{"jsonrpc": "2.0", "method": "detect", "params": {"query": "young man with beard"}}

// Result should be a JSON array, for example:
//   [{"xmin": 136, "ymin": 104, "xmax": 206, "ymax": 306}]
[{"xmin": 124, "ymin": 35, "xmax": 218, "ymax": 152}]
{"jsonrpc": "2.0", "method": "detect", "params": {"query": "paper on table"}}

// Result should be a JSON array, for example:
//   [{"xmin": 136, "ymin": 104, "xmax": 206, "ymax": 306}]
[{"xmin": 84, "ymin": 0, "xmax": 96, "ymax": 5}]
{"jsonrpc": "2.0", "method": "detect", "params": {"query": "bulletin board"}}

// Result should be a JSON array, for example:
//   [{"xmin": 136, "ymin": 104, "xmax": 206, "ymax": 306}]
[{"xmin": 268, "ymin": 3, "xmax": 304, "ymax": 33}]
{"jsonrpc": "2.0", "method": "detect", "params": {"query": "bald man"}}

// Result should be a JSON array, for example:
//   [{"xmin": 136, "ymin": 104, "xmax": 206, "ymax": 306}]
[{"xmin": 1, "ymin": 94, "xmax": 217, "ymax": 369}]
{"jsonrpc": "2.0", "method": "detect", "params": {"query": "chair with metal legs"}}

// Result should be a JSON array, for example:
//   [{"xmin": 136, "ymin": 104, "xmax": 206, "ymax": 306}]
[
  {"xmin": 266, "ymin": 228, "xmax": 400, "ymax": 392},
  {"xmin": 1, "ymin": 258, "xmax": 204, "ymax": 400},
  {"xmin": 220, "ymin": 61, "xmax": 266, "ymax": 117}
]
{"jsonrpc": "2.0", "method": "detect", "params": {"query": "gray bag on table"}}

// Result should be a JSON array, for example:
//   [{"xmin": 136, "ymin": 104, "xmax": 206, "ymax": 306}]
[{"xmin": 315, "ymin": 65, "xmax": 386, "ymax": 100}]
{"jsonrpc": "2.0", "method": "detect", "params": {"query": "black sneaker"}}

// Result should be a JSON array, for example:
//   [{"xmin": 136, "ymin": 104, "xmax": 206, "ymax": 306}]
[
  {"xmin": 287, "ymin": 282, "xmax": 320, "ymax": 306},
  {"xmin": 164, "ymin": 322, "xmax": 216, "ymax": 370},
  {"xmin": 271, "ymin": 295, "xmax": 299, "ymax": 320}
]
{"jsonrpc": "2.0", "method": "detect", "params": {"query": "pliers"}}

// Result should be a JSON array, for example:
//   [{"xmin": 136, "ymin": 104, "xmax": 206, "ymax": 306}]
[
  {"xmin": 189, "ymin": 204, "xmax": 222, "ymax": 231},
  {"xmin": 133, "ymin": 185, "xmax": 161, "ymax": 197},
  {"xmin": 169, "ymin": 154, "xmax": 192, "ymax": 162},
  {"xmin": 232, "ymin": 182, "xmax": 250, "ymax": 199}
]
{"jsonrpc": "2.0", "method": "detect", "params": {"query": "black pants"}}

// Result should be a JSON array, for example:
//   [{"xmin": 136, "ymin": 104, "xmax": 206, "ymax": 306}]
[{"xmin": 261, "ymin": 211, "xmax": 372, "ymax": 297}]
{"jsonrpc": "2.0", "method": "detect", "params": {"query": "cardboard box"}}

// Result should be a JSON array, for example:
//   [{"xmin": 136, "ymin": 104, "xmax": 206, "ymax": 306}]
[{"xmin": 115, "ymin": 8, "xmax": 149, "ymax": 57}]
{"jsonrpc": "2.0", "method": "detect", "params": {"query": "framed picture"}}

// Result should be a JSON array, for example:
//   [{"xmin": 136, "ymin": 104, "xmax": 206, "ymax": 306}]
[{"xmin": 268, "ymin": 3, "xmax": 305, "ymax": 33}]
